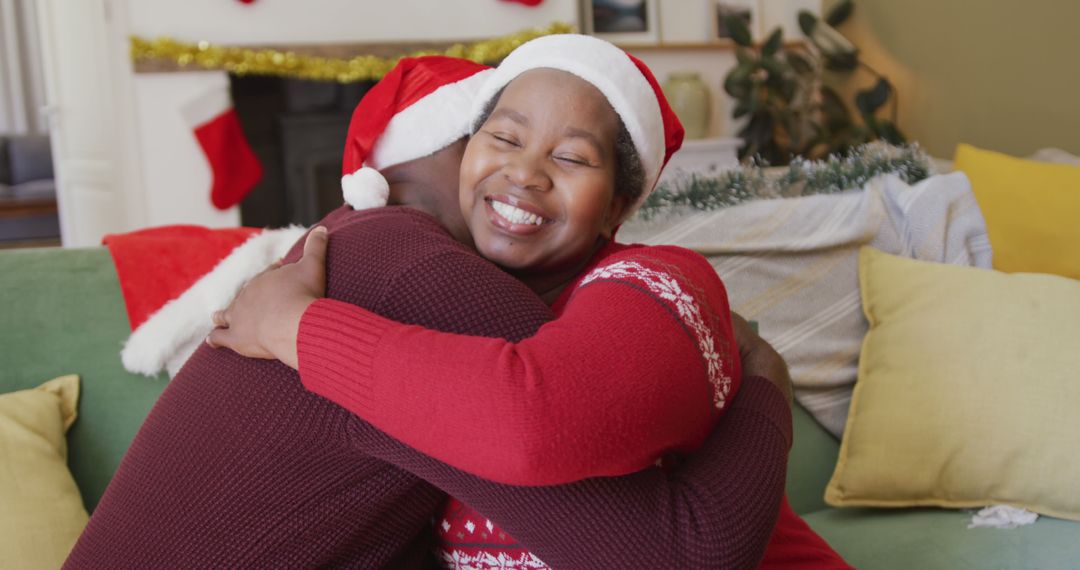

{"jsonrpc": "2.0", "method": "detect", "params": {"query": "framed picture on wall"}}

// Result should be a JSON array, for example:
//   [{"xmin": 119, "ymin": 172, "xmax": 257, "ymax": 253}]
[
  {"xmin": 582, "ymin": 0, "xmax": 660, "ymax": 44},
  {"xmin": 714, "ymin": 0, "xmax": 761, "ymax": 42}
]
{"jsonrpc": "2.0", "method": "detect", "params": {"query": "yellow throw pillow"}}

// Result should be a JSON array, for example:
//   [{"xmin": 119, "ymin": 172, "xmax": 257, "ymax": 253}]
[
  {"xmin": 954, "ymin": 143, "xmax": 1080, "ymax": 280},
  {"xmin": 0, "ymin": 375, "xmax": 89, "ymax": 568},
  {"xmin": 825, "ymin": 248, "xmax": 1080, "ymax": 520}
]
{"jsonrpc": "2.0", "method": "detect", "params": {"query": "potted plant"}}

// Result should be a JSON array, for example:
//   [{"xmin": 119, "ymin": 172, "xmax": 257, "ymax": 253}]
[{"xmin": 723, "ymin": 0, "xmax": 904, "ymax": 165}]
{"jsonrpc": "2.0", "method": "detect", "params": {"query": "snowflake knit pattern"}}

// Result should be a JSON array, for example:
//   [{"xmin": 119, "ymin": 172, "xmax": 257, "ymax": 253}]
[
  {"xmin": 579, "ymin": 258, "xmax": 734, "ymax": 410},
  {"xmin": 437, "ymin": 497, "xmax": 550, "ymax": 570}
]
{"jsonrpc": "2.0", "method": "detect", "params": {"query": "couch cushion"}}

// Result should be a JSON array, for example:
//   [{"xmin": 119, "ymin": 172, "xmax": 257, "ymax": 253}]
[
  {"xmin": 954, "ymin": 143, "xmax": 1080, "ymax": 280},
  {"xmin": 0, "ymin": 375, "xmax": 89, "ymax": 569},
  {"xmin": 804, "ymin": 507, "xmax": 1080, "ymax": 570},
  {"xmin": 6, "ymin": 134, "xmax": 53, "ymax": 184},
  {"xmin": 826, "ymin": 248, "xmax": 1080, "ymax": 519},
  {"xmin": 8, "ymin": 178, "xmax": 57, "ymax": 201},
  {"xmin": 0, "ymin": 247, "xmax": 168, "ymax": 511}
]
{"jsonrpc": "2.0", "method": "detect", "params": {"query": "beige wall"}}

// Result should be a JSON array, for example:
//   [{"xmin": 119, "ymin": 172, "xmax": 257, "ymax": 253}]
[{"xmin": 823, "ymin": 0, "xmax": 1080, "ymax": 158}]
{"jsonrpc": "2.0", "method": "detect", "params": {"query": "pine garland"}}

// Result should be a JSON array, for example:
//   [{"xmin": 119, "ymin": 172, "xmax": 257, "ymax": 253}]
[{"xmin": 639, "ymin": 143, "xmax": 934, "ymax": 219}]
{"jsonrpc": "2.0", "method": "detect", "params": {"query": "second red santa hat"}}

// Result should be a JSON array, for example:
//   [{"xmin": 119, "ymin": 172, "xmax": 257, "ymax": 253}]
[{"xmin": 341, "ymin": 56, "xmax": 493, "ymax": 210}]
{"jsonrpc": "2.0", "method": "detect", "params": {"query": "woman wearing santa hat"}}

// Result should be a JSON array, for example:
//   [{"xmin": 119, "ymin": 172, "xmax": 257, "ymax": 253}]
[{"xmin": 215, "ymin": 35, "xmax": 849, "ymax": 569}]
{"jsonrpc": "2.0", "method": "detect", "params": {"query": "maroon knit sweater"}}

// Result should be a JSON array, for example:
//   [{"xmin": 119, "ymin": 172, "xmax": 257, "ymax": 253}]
[{"xmin": 65, "ymin": 206, "xmax": 791, "ymax": 569}]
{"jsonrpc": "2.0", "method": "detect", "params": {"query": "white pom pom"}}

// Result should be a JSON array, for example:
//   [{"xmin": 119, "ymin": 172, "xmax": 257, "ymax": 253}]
[{"xmin": 342, "ymin": 167, "xmax": 390, "ymax": 210}]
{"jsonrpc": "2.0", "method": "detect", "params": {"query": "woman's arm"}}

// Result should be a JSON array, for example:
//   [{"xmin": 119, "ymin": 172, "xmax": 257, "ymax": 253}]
[{"xmin": 298, "ymin": 247, "xmax": 741, "ymax": 485}]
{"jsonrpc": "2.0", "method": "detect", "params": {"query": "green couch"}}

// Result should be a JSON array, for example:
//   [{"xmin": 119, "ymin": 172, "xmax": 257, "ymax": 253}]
[{"xmin": 2, "ymin": 246, "xmax": 1076, "ymax": 568}]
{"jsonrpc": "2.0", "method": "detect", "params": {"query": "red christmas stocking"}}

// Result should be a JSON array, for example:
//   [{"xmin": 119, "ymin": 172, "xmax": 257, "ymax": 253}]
[{"xmin": 182, "ymin": 82, "xmax": 263, "ymax": 210}]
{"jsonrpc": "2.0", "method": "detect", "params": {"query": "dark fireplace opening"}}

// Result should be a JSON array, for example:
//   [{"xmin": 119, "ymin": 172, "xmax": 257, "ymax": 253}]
[{"xmin": 230, "ymin": 75, "xmax": 374, "ymax": 228}]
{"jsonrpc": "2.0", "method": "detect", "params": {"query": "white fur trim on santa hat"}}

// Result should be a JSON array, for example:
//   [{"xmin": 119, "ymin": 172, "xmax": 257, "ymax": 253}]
[
  {"xmin": 470, "ymin": 35, "xmax": 664, "ymax": 207},
  {"xmin": 366, "ymin": 68, "xmax": 493, "ymax": 170},
  {"xmin": 342, "ymin": 166, "xmax": 390, "ymax": 210},
  {"xmin": 120, "ymin": 226, "xmax": 307, "ymax": 377}
]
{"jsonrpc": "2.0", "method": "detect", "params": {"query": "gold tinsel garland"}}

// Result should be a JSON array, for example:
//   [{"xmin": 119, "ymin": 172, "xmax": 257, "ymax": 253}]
[{"xmin": 130, "ymin": 22, "xmax": 574, "ymax": 83}]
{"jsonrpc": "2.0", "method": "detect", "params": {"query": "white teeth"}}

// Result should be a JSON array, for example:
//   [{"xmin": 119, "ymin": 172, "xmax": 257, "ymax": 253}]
[{"xmin": 490, "ymin": 200, "xmax": 546, "ymax": 225}]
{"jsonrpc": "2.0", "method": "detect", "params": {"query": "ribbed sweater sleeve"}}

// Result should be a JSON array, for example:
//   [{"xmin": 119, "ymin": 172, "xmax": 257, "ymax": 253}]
[
  {"xmin": 352, "ymin": 374, "xmax": 791, "ymax": 569},
  {"xmin": 298, "ymin": 247, "xmax": 739, "ymax": 486}
]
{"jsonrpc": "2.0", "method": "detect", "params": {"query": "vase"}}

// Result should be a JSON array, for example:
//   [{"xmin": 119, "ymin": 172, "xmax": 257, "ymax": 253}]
[{"xmin": 662, "ymin": 72, "xmax": 711, "ymax": 140}]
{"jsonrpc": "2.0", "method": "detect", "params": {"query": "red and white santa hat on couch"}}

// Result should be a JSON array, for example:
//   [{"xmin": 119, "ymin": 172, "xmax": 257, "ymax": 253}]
[
  {"xmin": 468, "ymin": 33, "xmax": 685, "ymax": 223},
  {"xmin": 341, "ymin": 56, "xmax": 493, "ymax": 210}
]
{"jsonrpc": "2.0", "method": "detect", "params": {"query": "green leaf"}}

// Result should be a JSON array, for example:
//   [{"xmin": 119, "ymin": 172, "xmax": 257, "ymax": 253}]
[
  {"xmin": 733, "ymin": 99, "xmax": 755, "ymax": 118},
  {"xmin": 823, "ymin": 52, "xmax": 858, "ymax": 72},
  {"xmin": 819, "ymin": 85, "xmax": 852, "ymax": 128},
  {"xmin": 798, "ymin": 11, "xmax": 818, "ymax": 36},
  {"xmin": 736, "ymin": 48, "xmax": 757, "ymax": 66},
  {"xmin": 762, "ymin": 28, "xmax": 783, "ymax": 57},
  {"xmin": 855, "ymin": 78, "xmax": 891, "ymax": 116},
  {"xmin": 724, "ymin": 79, "xmax": 752, "ymax": 99},
  {"xmin": 809, "ymin": 21, "xmax": 858, "ymax": 60},
  {"xmin": 826, "ymin": 0, "xmax": 855, "ymax": 27},
  {"xmin": 724, "ymin": 15, "xmax": 754, "ymax": 47},
  {"xmin": 723, "ymin": 62, "xmax": 755, "ymax": 98},
  {"xmin": 875, "ymin": 120, "xmax": 906, "ymax": 144},
  {"xmin": 787, "ymin": 51, "xmax": 814, "ymax": 75},
  {"xmin": 759, "ymin": 55, "xmax": 788, "ymax": 78}
]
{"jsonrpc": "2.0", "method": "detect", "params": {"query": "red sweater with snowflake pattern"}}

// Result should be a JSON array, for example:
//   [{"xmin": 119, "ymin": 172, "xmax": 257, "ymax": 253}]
[{"xmin": 297, "ymin": 240, "xmax": 741, "ymax": 486}]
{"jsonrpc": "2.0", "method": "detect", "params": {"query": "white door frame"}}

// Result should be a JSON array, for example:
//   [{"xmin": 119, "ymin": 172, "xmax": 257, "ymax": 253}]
[{"xmin": 34, "ymin": 0, "xmax": 146, "ymax": 247}]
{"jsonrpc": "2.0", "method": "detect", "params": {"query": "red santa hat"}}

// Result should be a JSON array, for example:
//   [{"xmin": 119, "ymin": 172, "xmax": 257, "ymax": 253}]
[
  {"xmin": 106, "ymin": 224, "xmax": 307, "ymax": 377},
  {"xmin": 341, "ymin": 56, "xmax": 493, "ymax": 210},
  {"xmin": 469, "ymin": 34, "xmax": 684, "ymax": 223}
]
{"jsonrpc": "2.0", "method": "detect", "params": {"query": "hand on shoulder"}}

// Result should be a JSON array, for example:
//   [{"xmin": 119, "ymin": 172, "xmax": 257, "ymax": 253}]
[
  {"xmin": 731, "ymin": 312, "xmax": 793, "ymax": 404},
  {"xmin": 206, "ymin": 227, "xmax": 328, "ymax": 369}
]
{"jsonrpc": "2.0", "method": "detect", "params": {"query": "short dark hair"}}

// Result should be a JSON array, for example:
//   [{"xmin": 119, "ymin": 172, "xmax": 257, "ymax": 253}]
[{"xmin": 473, "ymin": 88, "xmax": 645, "ymax": 205}]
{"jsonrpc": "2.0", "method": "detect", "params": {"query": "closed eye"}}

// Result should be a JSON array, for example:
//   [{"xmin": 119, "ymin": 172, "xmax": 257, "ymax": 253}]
[
  {"xmin": 487, "ymin": 132, "xmax": 519, "ymax": 147},
  {"xmin": 555, "ymin": 154, "xmax": 593, "ymax": 167}
]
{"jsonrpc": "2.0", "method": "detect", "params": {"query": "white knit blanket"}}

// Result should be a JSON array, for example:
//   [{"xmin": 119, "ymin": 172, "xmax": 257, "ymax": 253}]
[{"xmin": 620, "ymin": 172, "xmax": 993, "ymax": 436}]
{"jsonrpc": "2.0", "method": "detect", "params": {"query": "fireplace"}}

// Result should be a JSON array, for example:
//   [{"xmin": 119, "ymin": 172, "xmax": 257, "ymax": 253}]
[{"xmin": 230, "ymin": 75, "xmax": 374, "ymax": 228}]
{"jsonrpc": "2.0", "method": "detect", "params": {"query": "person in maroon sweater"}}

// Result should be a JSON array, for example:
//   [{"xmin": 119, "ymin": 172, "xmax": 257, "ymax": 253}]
[
  {"xmin": 210, "ymin": 40, "xmax": 848, "ymax": 569},
  {"xmin": 65, "ymin": 59, "xmax": 796, "ymax": 568}
]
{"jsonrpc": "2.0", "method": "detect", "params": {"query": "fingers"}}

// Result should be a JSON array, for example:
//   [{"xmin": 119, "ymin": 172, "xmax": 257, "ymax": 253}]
[
  {"xmin": 301, "ymin": 226, "xmax": 328, "ymax": 268},
  {"xmin": 730, "ymin": 311, "xmax": 756, "ymax": 358},
  {"xmin": 206, "ymin": 326, "xmax": 231, "ymax": 349},
  {"xmin": 297, "ymin": 226, "xmax": 329, "ymax": 296},
  {"xmin": 730, "ymin": 311, "xmax": 749, "ymax": 328},
  {"xmin": 208, "ymin": 310, "xmax": 231, "ymax": 348},
  {"xmin": 211, "ymin": 309, "xmax": 229, "ymax": 328}
]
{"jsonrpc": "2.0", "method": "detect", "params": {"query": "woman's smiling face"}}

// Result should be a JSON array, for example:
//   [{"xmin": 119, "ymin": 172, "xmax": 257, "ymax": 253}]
[{"xmin": 459, "ymin": 68, "xmax": 628, "ymax": 286}]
